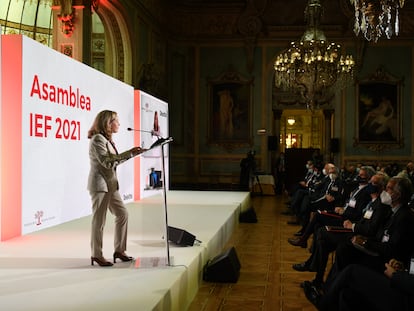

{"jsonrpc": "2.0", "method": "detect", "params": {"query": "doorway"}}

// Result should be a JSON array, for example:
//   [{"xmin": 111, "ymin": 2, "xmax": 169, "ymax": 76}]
[
  {"xmin": 280, "ymin": 109, "xmax": 324, "ymax": 151},
  {"xmin": 279, "ymin": 109, "xmax": 324, "ymax": 192}
]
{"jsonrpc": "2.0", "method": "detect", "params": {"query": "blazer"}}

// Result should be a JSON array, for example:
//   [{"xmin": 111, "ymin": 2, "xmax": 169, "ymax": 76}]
[
  {"xmin": 87, "ymin": 133, "xmax": 133, "ymax": 193},
  {"xmin": 365, "ymin": 205, "xmax": 414, "ymax": 266},
  {"xmin": 353, "ymin": 197, "xmax": 391, "ymax": 237},
  {"xmin": 342, "ymin": 184, "xmax": 371, "ymax": 222}
]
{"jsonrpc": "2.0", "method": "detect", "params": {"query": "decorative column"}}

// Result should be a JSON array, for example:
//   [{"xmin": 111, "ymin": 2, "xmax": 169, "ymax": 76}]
[
  {"xmin": 273, "ymin": 109, "xmax": 283, "ymax": 151},
  {"xmin": 323, "ymin": 109, "xmax": 333, "ymax": 162},
  {"xmin": 271, "ymin": 109, "xmax": 283, "ymax": 177},
  {"xmin": 52, "ymin": 0, "xmax": 91, "ymax": 63}
]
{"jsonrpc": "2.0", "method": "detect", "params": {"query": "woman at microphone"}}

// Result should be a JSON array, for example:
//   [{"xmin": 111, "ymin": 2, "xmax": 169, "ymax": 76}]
[{"xmin": 87, "ymin": 110, "xmax": 144, "ymax": 266}]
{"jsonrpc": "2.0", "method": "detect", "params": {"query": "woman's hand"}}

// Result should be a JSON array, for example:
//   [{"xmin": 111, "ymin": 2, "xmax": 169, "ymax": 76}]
[{"xmin": 131, "ymin": 146, "xmax": 145, "ymax": 157}]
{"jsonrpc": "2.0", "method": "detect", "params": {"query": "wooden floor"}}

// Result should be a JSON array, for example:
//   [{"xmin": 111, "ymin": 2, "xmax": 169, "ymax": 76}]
[{"xmin": 188, "ymin": 193, "xmax": 318, "ymax": 311}]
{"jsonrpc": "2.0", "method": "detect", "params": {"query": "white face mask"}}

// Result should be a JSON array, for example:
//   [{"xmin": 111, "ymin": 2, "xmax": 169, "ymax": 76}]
[
  {"xmin": 380, "ymin": 191, "xmax": 392, "ymax": 205},
  {"xmin": 322, "ymin": 168, "xmax": 327, "ymax": 175}
]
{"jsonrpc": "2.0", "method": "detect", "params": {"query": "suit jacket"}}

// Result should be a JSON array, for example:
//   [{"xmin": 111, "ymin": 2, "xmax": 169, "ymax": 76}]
[
  {"xmin": 87, "ymin": 133, "xmax": 133, "ymax": 193},
  {"xmin": 311, "ymin": 176, "xmax": 344, "ymax": 211},
  {"xmin": 365, "ymin": 204, "xmax": 414, "ymax": 266},
  {"xmin": 353, "ymin": 197, "xmax": 391, "ymax": 237},
  {"xmin": 342, "ymin": 184, "xmax": 371, "ymax": 222}
]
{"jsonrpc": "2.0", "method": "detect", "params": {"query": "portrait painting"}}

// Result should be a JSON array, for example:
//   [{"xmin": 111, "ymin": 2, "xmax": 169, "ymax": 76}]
[
  {"xmin": 355, "ymin": 67, "xmax": 403, "ymax": 150},
  {"xmin": 208, "ymin": 69, "xmax": 253, "ymax": 149}
]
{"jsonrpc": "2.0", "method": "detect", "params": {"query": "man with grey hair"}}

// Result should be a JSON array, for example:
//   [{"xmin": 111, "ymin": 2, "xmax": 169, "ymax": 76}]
[
  {"xmin": 298, "ymin": 172, "xmax": 392, "ymax": 305},
  {"xmin": 289, "ymin": 166, "xmax": 377, "ymax": 251}
]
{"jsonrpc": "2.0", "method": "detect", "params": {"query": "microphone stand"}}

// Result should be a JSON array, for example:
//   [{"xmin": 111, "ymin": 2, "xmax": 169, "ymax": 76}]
[
  {"xmin": 128, "ymin": 128, "xmax": 173, "ymax": 266},
  {"xmin": 149, "ymin": 136, "xmax": 173, "ymax": 266}
]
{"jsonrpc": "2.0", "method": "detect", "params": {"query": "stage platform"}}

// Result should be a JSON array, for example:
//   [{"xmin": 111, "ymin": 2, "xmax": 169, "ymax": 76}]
[{"xmin": 0, "ymin": 191, "xmax": 250, "ymax": 311}]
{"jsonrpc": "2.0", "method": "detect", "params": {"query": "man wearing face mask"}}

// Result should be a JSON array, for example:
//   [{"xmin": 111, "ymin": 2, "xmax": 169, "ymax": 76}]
[
  {"xmin": 331, "ymin": 177, "xmax": 414, "ymax": 283},
  {"xmin": 290, "ymin": 168, "xmax": 380, "ymax": 266},
  {"xmin": 297, "ymin": 173, "xmax": 391, "ymax": 305},
  {"xmin": 288, "ymin": 163, "xmax": 345, "ymax": 247},
  {"xmin": 286, "ymin": 161, "xmax": 325, "ymax": 224}
]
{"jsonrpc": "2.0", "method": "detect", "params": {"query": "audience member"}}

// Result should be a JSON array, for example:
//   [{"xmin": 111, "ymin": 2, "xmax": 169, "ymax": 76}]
[
  {"xmin": 296, "ymin": 173, "xmax": 390, "ymax": 302},
  {"xmin": 286, "ymin": 161, "xmax": 325, "ymax": 227},
  {"xmin": 289, "ymin": 163, "xmax": 344, "ymax": 246},
  {"xmin": 329, "ymin": 177, "xmax": 414, "ymax": 282},
  {"xmin": 287, "ymin": 166, "xmax": 374, "ymax": 248},
  {"xmin": 318, "ymin": 259, "xmax": 414, "ymax": 311}
]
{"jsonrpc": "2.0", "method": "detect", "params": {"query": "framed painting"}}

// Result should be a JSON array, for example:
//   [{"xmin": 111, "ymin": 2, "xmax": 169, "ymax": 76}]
[
  {"xmin": 207, "ymin": 68, "xmax": 253, "ymax": 150},
  {"xmin": 354, "ymin": 67, "xmax": 404, "ymax": 151}
]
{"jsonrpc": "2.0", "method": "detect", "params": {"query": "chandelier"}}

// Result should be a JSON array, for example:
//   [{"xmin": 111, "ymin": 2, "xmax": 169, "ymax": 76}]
[
  {"xmin": 274, "ymin": 0, "xmax": 354, "ymax": 110},
  {"xmin": 350, "ymin": 0, "xmax": 405, "ymax": 42}
]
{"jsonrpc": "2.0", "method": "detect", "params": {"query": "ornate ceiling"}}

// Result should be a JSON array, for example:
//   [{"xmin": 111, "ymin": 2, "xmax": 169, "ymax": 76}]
[{"xmin": 164, "ymin": 0, "xmax": 414, "ymax": 41}]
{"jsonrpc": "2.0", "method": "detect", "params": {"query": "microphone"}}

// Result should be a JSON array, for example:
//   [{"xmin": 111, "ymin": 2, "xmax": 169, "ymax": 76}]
[
  {"xmin": 150, "ymin": 136, "xmax": 173, "ymax": 149},
  {"xmin": 127, "ymin": 127, "xmax": 154, "ymax": 134}
]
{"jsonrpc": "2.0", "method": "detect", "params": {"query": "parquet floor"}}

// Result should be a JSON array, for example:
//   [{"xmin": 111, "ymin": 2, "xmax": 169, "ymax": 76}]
[{"xmin": 188, "ymin": 193, "xmax": 318, "ymax": 311}]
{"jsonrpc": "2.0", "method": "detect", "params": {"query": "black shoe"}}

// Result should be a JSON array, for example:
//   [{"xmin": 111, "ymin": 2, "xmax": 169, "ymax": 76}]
[
  {"xmin": 288, "ymin": 237, "xmax": 307, "ymax": 248},
  {"xmin": 302, "ymin": 281, "xmax": 322, "ymax": 307},
  {"xmin": 292, "ymin": 262, "xmax": 311, "ymax": 272},
  {"xmin": 294, "ymin": 229, "xmax": 303, "ymax": 236}
]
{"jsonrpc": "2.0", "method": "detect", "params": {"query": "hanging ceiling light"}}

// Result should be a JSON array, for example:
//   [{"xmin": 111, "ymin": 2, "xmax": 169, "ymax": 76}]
[
  {"xmin": 350, "ymin": 0, "xmax": 405, "ymax": 42},
  {"xmin": 274, "ymin": 0, "xmax": 354, "ymax": 110}
]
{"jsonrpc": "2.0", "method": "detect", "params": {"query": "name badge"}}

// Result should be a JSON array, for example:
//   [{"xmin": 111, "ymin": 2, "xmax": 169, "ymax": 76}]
[
  {"xmin": 348, "ymin": 198, "xmax": 356, "ymax": 208},
  {"xmin": 331, "ymin": 186, "xmax": 338, "ymax": 192},
  {"xmin": 363, "ymin": 209, "xmax": 373, "ymax": 219}
]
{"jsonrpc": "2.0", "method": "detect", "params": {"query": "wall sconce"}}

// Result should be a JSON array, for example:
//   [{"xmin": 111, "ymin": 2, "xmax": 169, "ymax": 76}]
[{"xmin": 287, "ymin": 117, "xmax": 295, "ymax": 126}]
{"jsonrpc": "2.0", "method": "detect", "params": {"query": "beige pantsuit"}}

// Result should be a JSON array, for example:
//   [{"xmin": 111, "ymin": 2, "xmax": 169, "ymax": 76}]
[{"xmin": 87, "ymin": 133, "xmax": 134, "ymax": 258}]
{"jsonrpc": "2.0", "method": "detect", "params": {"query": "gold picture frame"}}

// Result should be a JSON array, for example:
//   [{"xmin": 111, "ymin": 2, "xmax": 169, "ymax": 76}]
[
  {"xmin": 354, "ymin": 67, "xmax": 404, "ymax": 152},
  {"xmin": 207, "ymin": 68, "xmax": 253, "ymax": 151}
]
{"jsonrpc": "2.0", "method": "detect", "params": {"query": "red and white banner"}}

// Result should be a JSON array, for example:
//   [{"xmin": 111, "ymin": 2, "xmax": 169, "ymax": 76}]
[{"xmin": 0, "ymin": 35, "xmax": 147, "ymax": 240}]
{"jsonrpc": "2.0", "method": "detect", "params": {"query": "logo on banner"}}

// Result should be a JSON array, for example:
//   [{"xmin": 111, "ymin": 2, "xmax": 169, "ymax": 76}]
[{"xmin": 35, "ymin": 210, "xmax": 44, "ymax": 225}]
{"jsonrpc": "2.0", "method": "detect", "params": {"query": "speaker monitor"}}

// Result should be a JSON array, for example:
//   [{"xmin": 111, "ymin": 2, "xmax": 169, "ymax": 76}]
[
  {"xmin": 168, "ymin": 226, "xmax": 195, "ymax": 246},
  {"xmin": 267, "ymin": 135, "xmax": 278, "ymax": 151},
  {"xmin": 239, "ymin": 207, "xmax": 258, "ymax": 223},
  {"xmin": 330, "ymin": 138, "xmax": 339, "ymax": 153},
  {"xmin": 203, "ymin": 247, "xmax": 241, "ymax": 283}
]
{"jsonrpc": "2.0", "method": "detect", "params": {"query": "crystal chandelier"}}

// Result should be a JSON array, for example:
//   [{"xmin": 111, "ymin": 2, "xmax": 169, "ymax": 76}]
[
  {"xmin": 274, "ymin": 0, "xmax": 354, "ymax": 110},
  {"xmin": 350, "ymin": 0, "xmax": 405, "ymax": 42}
]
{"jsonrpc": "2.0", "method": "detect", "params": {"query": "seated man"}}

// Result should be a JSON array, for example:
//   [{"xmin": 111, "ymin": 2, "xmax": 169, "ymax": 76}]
[
  {"xmin": 331, "ymin": 177, "xmax": 414, "ymax": 276},
  {"xmin": 288, "ymin": 166, "xmax": 374, "ymax": 248},
  {"xmin": 288, "ymin": 163, "xmax": 345, "ymax": 247},
  {"xmin": 282, "ymin": 159, "xmax": 315, "ymax": 215},
  {"xmin": 293, "ymin": 173, "xmax": 390, "ymax": 298},
  {"xmin": 286, "ymin": 161, "xmax": 325, "ymax": 224},
  {"xmin": 318, "ymin": 260, "xmax": 414, "ymax": 311}
]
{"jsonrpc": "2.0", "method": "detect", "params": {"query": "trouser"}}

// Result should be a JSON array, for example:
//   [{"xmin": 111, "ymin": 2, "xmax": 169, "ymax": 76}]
[
  {"xmin": 319, "ymin": 264, "xmax": 408, "ymax": 311},
  {"xmin": 90, "ymin": 190, "xmax": 128, "ymax": 258}
]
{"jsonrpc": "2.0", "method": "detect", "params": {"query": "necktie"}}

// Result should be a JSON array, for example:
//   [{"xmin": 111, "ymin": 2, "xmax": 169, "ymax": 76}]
[{"xmin": 362, "ymin": 200, "xmax": 373, "ymax": 214}]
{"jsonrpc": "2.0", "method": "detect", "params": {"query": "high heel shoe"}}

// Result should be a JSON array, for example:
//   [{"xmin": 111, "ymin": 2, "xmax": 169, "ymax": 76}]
[
  {"xmin": 113, "ymin": 252, "xmax": 133, "ymax": 263},
  {"xmin": 91, "ymin": 257, "xmax": 113, "ymax": 267}
]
